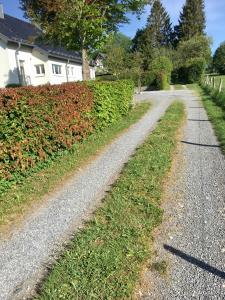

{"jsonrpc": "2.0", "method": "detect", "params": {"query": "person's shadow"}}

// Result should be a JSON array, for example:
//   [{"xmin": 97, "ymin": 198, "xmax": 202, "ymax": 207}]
[{"xmin": 164, "ymin": 244, "xmax": 225, "ymax": 280}]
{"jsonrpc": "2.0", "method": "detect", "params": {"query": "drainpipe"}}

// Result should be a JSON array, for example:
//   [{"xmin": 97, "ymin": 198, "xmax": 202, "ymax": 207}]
[
  {"xmin": 15, "ymin": 42, "xmax": 22, "ymax": 85},
  {"xmin": 66, "ymin": 59, "xmax": 70, "ymax": 82}
]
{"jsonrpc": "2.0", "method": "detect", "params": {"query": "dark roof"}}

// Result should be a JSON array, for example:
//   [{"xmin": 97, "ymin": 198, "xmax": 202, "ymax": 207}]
[{"xmin": 0, "ymin": 14, "xmax": 82, "ymax": 63}]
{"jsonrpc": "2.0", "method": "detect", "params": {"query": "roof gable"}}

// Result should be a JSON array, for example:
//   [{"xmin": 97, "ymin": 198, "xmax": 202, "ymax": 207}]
[{"xmin": 0, "ymin": 14, "xmax": 82, "ymax": 63}]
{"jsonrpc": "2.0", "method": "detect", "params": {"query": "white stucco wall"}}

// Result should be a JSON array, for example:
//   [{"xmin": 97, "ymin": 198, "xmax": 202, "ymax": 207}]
[
  {"xmin": 0, "ymin": 42, "xmax": 95, "ymax": 88},
  {"xmin": 47, "ymin": 59, "xmax": 83, "ymax": 85},
  {"xmin": 90, "ymin": 67, "xmax": 96, "ymax": 80},
  {"xmin": 0, "ymin": 39, "xmax": 12, "ymax": 87}
]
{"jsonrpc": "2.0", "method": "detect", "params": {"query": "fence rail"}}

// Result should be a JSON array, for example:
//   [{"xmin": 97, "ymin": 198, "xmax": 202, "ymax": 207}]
[{"xmin": 204, "ymin": 75, "xmax": 224, "ymax": 92}]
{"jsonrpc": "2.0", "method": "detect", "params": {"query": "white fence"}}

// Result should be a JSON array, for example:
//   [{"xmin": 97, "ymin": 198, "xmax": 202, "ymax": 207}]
[{"xmin": 204, "ymin": 75, "xmax": 224, "ymax": 92}]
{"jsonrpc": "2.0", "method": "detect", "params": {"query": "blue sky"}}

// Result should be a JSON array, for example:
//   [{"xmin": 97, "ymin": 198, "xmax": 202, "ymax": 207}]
[{"xmin": 1, "ymin": 0, "xmax": 225, "ymax": 53}]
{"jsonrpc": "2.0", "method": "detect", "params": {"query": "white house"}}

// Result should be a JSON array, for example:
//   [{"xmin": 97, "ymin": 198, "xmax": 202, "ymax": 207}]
[{"xmin": 0, "ymin": 5, "xmax": 95, "ymax": 88}]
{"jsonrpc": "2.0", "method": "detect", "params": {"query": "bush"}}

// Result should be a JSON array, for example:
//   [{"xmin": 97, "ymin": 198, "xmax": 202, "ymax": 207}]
[
  {"xmin": 89, "ymin": 80, "xmax": 134, "ymax": 129},
  {"xmin": 151, "ymin": 56, "xmax": 173, "ymax": 90},
  {"xmin": 186, "ymin": 58, "xmax": 206, "ymax": 83},
  {"xmin": 0, "ymin": 80, "xmax": 134, "ymax": 184},
  {"xmin": 173, "ymin": 58, "xmax": 206, "ymax": 84}
]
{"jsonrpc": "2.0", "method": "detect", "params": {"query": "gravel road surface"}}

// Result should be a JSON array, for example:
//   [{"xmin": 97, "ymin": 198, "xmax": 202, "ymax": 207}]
[
  {"xmin": 138, "ymin": 90, "xmax": 225, "ymax": 299},
  {"xmin": 0, "ymin": 91, "xmax": 179, "ymax": 300}
]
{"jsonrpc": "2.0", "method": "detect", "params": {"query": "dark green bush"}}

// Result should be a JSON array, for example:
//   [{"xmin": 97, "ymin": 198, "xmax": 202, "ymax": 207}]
[
  {"xmin": 173, "ymin": 58, "xmax": 206, "ymax": 84},
  {"xmin": 186, "ymin": 58, "xmax": 206, "ymax": 83}
]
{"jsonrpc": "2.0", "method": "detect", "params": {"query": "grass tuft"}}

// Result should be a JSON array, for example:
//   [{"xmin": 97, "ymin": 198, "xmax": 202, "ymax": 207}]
[{"xmin": 37, "ymin": 102, "xmax": 185, "ymax": 300}]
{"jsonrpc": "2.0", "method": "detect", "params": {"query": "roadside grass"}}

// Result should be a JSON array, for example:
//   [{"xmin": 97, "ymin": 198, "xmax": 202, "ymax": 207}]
[
  {"xmin": 0, "ymin": 103, "xmax": 150, "ymax": 228},
  {"xmin": 187, "ymin": 84, "xmax": 225, "ymax": 153},
  {"xmin": 37, "ymin": 102, "xmax": 185, "ymax": 300}
]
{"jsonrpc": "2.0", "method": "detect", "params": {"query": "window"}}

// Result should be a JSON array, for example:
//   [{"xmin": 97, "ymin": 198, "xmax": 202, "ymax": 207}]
[
  {"xmin": 35, "ymin": 64, "xmax": 45, "ymax": 75},
  {"xmin": 52, "ymin": 64, "xmax": 62, "ymax": 75},
  {"xmin": 71, "ymin": 67, "xmax": 74, "ymax": 76}
]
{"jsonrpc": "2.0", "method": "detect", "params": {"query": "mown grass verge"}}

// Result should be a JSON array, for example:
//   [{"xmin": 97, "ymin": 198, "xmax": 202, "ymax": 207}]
[
  {"xmin": 187, "ymin": 84, "xmax": 225, "ymax": 153},
  {"xmin": 0, "ymin": 103, "xmax": 150, "ymax": 228},
  {"xmin": 37, "ymin": 102, "xmax": 185, "ymax": 300}
]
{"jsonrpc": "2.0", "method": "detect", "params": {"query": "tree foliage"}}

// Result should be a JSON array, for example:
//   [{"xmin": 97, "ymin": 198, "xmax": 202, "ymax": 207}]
[
  {"xmin": 172, "ymin": 35, "xmax": 211, "ymax": 83},
  {"xmin": 132, "ymin": 0, "xmax": 172, "ymax": 70},
  {"xmin": 176, "ymin": 0, "xmax": 206, "ymax": 41},
  {"xmin": 20, "ymin": 0, "xmax": 151, "ymax": 51},
  {"xmin": 213, "ymin": 42, "xmax": 225, "ymax": 75},
  {"xmin": 19, "ymin": 0, "xmax": 152, "ymax": 79},
  {"xmin": 146, "ymin": 0, "xmax": 172, "ymax": 48}
]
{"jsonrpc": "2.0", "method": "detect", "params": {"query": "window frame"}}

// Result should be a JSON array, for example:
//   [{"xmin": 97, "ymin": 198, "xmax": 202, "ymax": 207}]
[
  {"xmin": 52, "ymin": 64, "xmax": 62, "ymax": 75},
  {"xmin": 35, "ymin": 64, "xmax": 45, "ymax": 76}
]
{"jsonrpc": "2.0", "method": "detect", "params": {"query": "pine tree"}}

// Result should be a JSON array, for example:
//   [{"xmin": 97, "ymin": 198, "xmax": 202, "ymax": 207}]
[
  {"xmin": 177, "ymin": 0, "xmax": 206, "ymax": 41},
  {"xmin": 145, "ymin": 0, "xmax": 173, "ymax": 48}
]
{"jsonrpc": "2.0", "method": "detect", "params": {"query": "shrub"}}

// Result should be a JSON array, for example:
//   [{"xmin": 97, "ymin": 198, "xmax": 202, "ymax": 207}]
[
  {"xmin": 151, "ymin": 56, "xmax": 173, "ymax": 90},
  {"xmin": 89, "ymin": 80, "xmax": 134, "ymax": 129},
  {"xmin": 0, "ymin": 80, "xmax": 134, "ymax": 185},
  {"xmin": 173, "ymin": 58, "xmax": 206, "ymax": 84}
]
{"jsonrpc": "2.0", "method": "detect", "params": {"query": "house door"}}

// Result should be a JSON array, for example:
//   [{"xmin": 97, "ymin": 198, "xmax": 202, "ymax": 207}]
[{"xmin": 19, "ymin": 60, "xmax": 26, "ymax": 86}]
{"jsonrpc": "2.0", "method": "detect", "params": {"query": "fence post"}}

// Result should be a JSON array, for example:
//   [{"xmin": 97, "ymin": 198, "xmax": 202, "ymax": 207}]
[{"xmin": 219, "ymin": 79, "xmax": 223, "ymax": 93}]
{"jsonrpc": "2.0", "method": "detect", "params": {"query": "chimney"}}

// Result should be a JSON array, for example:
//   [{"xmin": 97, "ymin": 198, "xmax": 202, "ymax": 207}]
[{"xmin": 0, "ymin": 4, "xmax": 4, "ymax": 19}]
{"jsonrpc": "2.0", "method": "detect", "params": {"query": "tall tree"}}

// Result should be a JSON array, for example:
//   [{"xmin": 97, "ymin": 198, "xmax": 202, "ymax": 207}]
[
  {"xmin": 177, "ymin": 0, "xmax": 206, "ymax": 41},
  {"xmin": 132, "ymin": 0, "xmax": 172, "ymax": 69},
  {"xmin": 20, "ymin": 0, "xmax": 152, "ymax": 80},
  {"xmin": 213, "ymin": 42, "xmax": 225, "ymax": 75},
  {"xmin": 145, "ymin": 0, "xmax": 173, "ymax": 48}
]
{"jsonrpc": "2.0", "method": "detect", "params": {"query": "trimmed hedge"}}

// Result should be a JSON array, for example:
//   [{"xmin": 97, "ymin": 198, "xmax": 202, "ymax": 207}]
[
  {"xmin": 0, "ymin": 80, "xmax": 134, "ymax": 188},
  {"xmin": 89, "ymin": 80, "xmax": 134, "ymax": 129}
]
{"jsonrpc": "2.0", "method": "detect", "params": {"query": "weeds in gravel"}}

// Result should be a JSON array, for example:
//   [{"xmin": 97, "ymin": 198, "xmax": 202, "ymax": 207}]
[
  {"xmin": 0, "ymin": 103, "xmax": 150, "ymax": 227},
  {"xmin": 151, "ymin": 260, "xmax": 168, "ymax": 276},
  {"xmin": 188, "ymin": 84, "xmax": 225, "ymax": 153},
  {"xmin": 37, "ymin": 102, "xmax": 185, "ymax": 300}
]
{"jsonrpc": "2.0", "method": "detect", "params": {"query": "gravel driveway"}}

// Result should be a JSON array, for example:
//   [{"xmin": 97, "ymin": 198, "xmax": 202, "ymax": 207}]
[
  {"xmin": 138, "ymin": 90, "xmax": 225, "ymax": 299},
  {"xmin": 0, "ymin": 91, "xmax": 178, "ymax": 300}
]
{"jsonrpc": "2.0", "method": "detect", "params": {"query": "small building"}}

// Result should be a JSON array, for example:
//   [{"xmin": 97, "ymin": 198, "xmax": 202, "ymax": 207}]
[{"xmin": 0, "ymin": 5, "xmax": 95, "ymax": 88}]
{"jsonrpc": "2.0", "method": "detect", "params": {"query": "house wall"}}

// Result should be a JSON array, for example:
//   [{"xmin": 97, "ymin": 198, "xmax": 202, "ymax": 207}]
[
  {"xmin": 0, "ymin": 39, "xmax": 12, "ymax": 88},
  {"xmin": 47, "ymin": 58, "xmax": 83, "ymax": 85},
  {"xmin": 0, "ymin": 42, "xmax": 94, "ymax": 88},
  {"xmin": 90, "ymin": 67, "xmax": 96, "ymax": 80}
]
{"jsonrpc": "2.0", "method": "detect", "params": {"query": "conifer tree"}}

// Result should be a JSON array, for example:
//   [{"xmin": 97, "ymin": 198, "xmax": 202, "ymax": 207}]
[
  {"xmin": 145, "ymin": 0, "xmax": 173, "ymax": 48},
  {"xmin": 177, "ymin": 0, "xmax": 206, "ymax": 41}
]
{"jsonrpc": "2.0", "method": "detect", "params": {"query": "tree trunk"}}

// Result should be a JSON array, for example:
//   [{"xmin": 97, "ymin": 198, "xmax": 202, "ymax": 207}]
[{"xmin": 82, "ymin": 48, "xmax": 90, "ymax": 81}]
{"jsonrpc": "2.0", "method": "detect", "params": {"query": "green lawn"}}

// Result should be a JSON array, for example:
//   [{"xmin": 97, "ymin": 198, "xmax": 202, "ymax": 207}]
[
  {"xmin": 37, "ymin": 102, "xmax": 185, "ymax": 300},
  {"xmin": 0, "ymin": 103, "xmax": 150, "ymax": 228}
]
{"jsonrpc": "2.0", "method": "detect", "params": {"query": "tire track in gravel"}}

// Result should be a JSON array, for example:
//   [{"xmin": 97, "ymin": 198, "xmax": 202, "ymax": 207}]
[{"xmin": 137, "ymin": 90, "xmax": 225, "ymax": 299}]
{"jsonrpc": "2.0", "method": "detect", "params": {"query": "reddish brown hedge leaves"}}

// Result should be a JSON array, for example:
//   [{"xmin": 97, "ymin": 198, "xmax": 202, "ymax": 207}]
[{"xmin": 0, "ymin": 82, "xmax": 94, "ymax": 180}]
